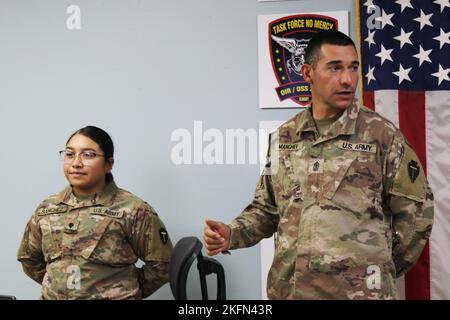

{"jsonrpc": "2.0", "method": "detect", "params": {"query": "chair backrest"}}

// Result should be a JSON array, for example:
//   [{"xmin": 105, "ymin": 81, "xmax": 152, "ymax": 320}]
[
  {"xmin": 169, "ymin": 236, "xmax": 226, "ymax": 300},
  {"xmin": 0, "ymin": 295, "xmax": 16, "ymax": 300}
]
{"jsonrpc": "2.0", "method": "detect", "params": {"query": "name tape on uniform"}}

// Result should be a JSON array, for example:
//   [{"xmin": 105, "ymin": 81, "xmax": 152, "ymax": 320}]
[
  {"xmin": 339, "ymin": 141, "xmax": 376, "ymax": 154},
  {"xmin": 279, "ymin": 143, "xmax": 299, "ymax": 151},
  {"xmin": 38, "ymin": 206, "xmax": 67, "ymax": 215}
]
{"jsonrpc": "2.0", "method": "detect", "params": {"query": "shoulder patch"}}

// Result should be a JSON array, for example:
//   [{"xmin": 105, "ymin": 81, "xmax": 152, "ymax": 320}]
[
  {"xmin": 159, "ymin": 228, "xmax": 169, "ymax": 244},
  {"xmin": 407, "ymin": 160, "xmax": 420, "ymax": 183},
  {"xmin": 145, "ymin": 215, "xmax": 173, "ymax": 262},
  {"xmin": 391, "ymin": 145, "xmax": 426, "ymax": 202}
]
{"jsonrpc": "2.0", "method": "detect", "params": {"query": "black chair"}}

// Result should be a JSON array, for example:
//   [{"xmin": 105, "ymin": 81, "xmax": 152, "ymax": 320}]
[
  {"xmin": 169, "ymin": 236, "xmax": 226, "ymax": 300},
  {"xmin": 0, "ymin": 295, "xmax": 16, "ymax": 300}
]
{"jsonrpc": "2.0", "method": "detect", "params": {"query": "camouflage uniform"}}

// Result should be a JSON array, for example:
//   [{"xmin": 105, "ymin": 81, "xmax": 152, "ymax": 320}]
[
  {"xmin": 17, "ymin": 181, "xmax": 173, "ymax": 299},
  {"xmin": 229, "ymin": 102, "xmax": 434, "ymax": 300}
]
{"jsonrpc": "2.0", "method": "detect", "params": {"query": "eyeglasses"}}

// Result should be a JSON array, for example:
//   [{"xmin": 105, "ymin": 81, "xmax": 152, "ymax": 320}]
[{"xmin": 59, "ymin": 150, "xmax": 105, "ymax": 164}]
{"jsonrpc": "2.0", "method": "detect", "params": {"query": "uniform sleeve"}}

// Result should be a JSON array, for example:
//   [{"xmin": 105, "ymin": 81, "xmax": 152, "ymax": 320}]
[
  {"xmin": 129, "ymin": 204, "xmax": 173, "ymax": 299},
  {"xmin": 228, "ymin": 133, "xmax": 280, "ymax": 249},
  {"xmin": 17, "ymin": 214, "xmax": 46, "ymax": 284},
  {"xmin": 385, "ymin": 133, "xmax": 434, "ymax": 277}
]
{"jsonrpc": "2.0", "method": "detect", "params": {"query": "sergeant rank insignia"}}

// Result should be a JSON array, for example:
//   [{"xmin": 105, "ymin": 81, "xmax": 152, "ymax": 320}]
[{"xmin": 269, "ymin": 14, "xmax": 339, "ymax": 106}]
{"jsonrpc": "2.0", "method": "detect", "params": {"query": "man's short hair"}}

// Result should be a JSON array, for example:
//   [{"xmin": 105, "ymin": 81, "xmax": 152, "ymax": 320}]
[{"xmin": 304, "ymin": 30, "xmax": 356, "ymax": 67}]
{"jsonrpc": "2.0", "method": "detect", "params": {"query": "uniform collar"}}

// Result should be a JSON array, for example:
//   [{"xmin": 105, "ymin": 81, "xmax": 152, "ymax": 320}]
[
  {"xmin": 296, "ymin": 101, "xmax": 359, "ymax": 145},
  {"xmin": 55, "ymin": 181, "xmax": 119, "ymax": 208}
]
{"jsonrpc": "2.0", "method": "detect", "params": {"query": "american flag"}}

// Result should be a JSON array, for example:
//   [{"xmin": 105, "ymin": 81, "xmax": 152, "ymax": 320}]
[{"xmin": 358, "ymin": 0, "xmax": 450, "ymax": 299}]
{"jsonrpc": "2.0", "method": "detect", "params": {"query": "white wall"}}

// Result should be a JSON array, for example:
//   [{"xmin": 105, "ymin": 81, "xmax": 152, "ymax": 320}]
[{"xmin": 0, "ymin": 0, "xmax": 357, "ymax": 299}]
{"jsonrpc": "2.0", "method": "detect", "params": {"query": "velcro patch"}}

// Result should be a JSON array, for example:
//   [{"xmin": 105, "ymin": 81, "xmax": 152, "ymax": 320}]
[
  {"xmin": 391, "ymin": 145, "xmax": 426, "ymax": 202},
  {"xmin": 89, "ymin": 207, "xmax": 124, "ymax": 218},
  {"xmin": 146, "ymin": 214, "xmax": 173, "ymax": 261},
  {"xmin": 64, "ymin": 220, "xmax": 79, "ymax": 234},
  {"xmin": 308, "ymin": 158, "xmax": 324, "ymax": 173},
  {"xmin": 339, "ymin": 141, "xmax": 376, "ymax": 153}
]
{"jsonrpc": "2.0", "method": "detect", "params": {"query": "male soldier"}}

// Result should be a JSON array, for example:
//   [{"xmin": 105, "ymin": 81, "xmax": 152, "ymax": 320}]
[{"xmin": 203, "ymin": 30, "xmax": 434, "ymax": 299}]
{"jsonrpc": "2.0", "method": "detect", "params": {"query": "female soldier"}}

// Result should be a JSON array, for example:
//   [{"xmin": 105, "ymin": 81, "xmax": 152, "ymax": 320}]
[{"xmin": 17, "ymin": 126, "xmax": 173, "ymax": 299}]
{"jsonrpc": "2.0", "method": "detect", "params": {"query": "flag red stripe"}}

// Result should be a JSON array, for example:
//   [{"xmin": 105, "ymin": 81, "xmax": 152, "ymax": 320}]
[
  {"xmin": 398, "ymin": 91, "xmax": 431, "ymax": 300},
  {"xmin": 363, "ymin": 91, "xmax": 374, "ymax": 110},
  {"xmin": 398, "ymin": 92, "xmax": 427, "ymax": 171}
]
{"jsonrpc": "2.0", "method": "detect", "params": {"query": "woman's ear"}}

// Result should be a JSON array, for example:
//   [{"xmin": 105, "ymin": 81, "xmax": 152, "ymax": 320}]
[{"xmin": 106, "ymin": 158, "xmax": 114, "ymax": 172}]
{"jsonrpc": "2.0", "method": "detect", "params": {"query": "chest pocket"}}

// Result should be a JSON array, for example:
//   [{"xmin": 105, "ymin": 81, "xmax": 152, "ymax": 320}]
[
  {"xmin": 37, "ymin": 206, "xmax": 67, "ymax": 263},
  {"xmin": 80, "ymin": 208, "xmax": 136, "ymax": 265},
  {"xmin": 79, "ymin": 215, "xmax": 113, "ymax": 260},
  {"xmin": 325, "ymin": 154, "xmax": 383, "ymax": 216},
  {"xmin": 277, "ymin": 150, "xmax": 309, "ymax": 203}
]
